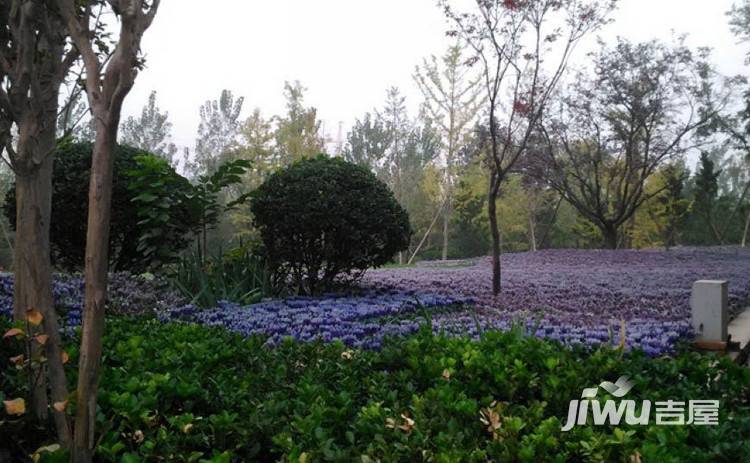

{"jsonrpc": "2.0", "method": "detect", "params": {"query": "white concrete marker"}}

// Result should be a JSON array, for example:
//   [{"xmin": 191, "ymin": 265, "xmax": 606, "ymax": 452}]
[{"xmin": 691, "ymin": 280, "xmax": 728, "ymax": 342}]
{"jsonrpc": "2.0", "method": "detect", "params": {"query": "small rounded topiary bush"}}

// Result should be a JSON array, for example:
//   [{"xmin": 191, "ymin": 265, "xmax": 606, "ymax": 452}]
[
  {"xmin": 4, "ymin": 140, "xmax": 195, "ymax": 272},
  {"xmin": 251, "ymin": 155, "xmax": 411, "ymax": 294}
]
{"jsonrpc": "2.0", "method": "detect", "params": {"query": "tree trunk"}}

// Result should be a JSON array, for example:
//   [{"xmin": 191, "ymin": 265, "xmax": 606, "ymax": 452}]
[
  {"xmin": 528, "ymin": 214, "xmax": 537, "ymax": 252},
  {"xmin": 602, "ymin": 225, "xmax": 618, "ymax": 250},
  {"xmin": 441, "ymin": 204, "xmax": 450, "ymax": 261},
  {"xmin": 742, "ymin": 209, "xmax": 750, "ymax": 248},
  {"xmin": 488, "ymin": 174, "xmax": 501, "ymax": 295},
  {"xmin": 73, "ymin": 117, "xmax": 118, "ymax": 462},
  {"xmin": 13, "ymin": 115, "xmax": 71, "ymax": 445},
  {"xmin": 14, "ymin": 161, "xmax": 52, "ymax": 422}
]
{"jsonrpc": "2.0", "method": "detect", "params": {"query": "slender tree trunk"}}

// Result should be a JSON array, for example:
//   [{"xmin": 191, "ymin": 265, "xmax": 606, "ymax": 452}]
[
  {"xmin": 442, "ymin": 205, "xmax": 450, "ymax": 261},
  {"xmin": 488, "ymin": 174, "xmax": 501, "ymax": 295},
  {"xmin": 73, "ymin": 117, "xmax": 118, "ymax": 462},
  {"xmin": 742, "ymin": 209, "xmax": 750, "ymax": 248},
  {"xmin": 14, "ymin": 156, "xmax": 52, "ymax": 422},
  {"xmin": 13, "ymin": 110, "xmax": 71, "ymax": 445},
  {"xmin": 528, "ymin": 213, "xmax": 537, "ymax": 252}
]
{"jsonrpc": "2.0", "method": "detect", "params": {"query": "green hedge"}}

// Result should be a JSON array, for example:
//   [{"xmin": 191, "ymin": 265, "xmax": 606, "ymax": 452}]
[
  {"xmin": 1, "ymin": 318, "xmax": 749, "ymax": 462},
  {"xmin": 3, "ymin": 141, "xmax": 196, "ymax": 272}
]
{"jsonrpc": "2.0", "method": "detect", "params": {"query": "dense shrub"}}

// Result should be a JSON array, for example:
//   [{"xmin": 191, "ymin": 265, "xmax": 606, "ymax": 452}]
[
  {"xmin": 1, "ymin": 317, "xmax": 748, "ymax": 461},
  {"xmin": 3, "ymin": 140, "xmax": 196, "ymax": 272},
  {"xmin": 251, "ymin": 156, "xmax": 412, "ymax": 294}
]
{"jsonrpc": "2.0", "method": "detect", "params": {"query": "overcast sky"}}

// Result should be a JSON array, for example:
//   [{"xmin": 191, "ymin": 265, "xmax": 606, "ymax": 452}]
[{"xmin": 120, "ymin": 0, "xmax": 749, "ymax": 162}]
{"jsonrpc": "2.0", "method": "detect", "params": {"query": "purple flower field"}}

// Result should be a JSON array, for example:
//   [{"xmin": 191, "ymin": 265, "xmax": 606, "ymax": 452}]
[
  {"xmin": 160, "ymin": 247, "xmax": 750, "ymax": 356},
  {"xmin": 361, "ymin": 247, "xmax": 750, "ymax": 354},
  {"xmin": 2, "ymin": 247, "xmax": 749, "ymax": 356}
]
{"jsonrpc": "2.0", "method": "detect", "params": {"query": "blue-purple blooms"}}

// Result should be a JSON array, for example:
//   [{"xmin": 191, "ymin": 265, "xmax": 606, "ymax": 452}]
[
  {"xmin": 0, "ymin": 273, "xmax": 82, "ymax": 325},
  {"xmin": 3, "ymin": 248, "xmax": 749, "ymax": 356},
  {"xmin": 159, "ymin": 291, "xmax": 475, "ymax": 350},
  {"xmin": 0, "ymin": 272, "xmax": 185, "ymax": 327}
]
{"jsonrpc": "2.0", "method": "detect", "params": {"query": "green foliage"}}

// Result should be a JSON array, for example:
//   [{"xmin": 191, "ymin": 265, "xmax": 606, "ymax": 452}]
[
  {"xmin": 251, "ymin": 156, "xmax": 412, "ymax": 294},
  {"xmin": 120, "ymin": 90, "xmax": 178, "ymax": 164},
  {"xmin": 275, "ymin": 81, "xmax": 326, "ymax": 163},
  {"xmin": 3, "ymin": 317, "xmax": 749, "ymax": 461},
  {"xmin": 3, "ymin": 140, "xmax": 193, "ymax": 272},
  {"xmin": 187, "ymin": 90, "xmax": 244, "ymax": 177},
  {"xmin": 127, "ymin": 154, "xmax": 197, "ymax": 269},
  {"xmin": 631, "ymin": 164, "xmax": 691, "ymax": 249},
  {"xmin": 188, "ymin": 159, "xmax": 254, "ymax": 257},
  {"xmin": 169, "ymin": 245, "xmax": 272, "ymax": 308}
]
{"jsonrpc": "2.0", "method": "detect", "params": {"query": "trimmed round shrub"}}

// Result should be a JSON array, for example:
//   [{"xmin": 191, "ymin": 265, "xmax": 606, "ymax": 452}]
[
  {"xmin": 251, "ymin": 155, "xmax": 411, "ymax": 294},
  {"xmin": 4, "ymin": 140, "xmax": 195, "ymax": 272}
]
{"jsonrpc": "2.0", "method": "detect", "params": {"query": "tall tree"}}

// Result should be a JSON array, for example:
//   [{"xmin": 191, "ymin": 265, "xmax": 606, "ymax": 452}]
[
  {"xmin": 414, "ymin": 41, "xmax": 482, "ymax": 260},
  {"xmin": 700, "ymin": 1, "xmax": 750, "ymax": 245},
  {"xmin": 120, "ymin": 90, "xmax": 178, "ymax": 163},
  {"xmin": 342, "ymin": 112, "xmax": 389, "ymax": 171},
  {"xmin": 1, "ymin": 0, "xmax": 77, "ymax": 443},
  {"xmin": 538, "ymin": 39, "xmax": 731, "ymax": 249},
  {"xmin": 56, "ymin": 0, "xmax": 161, "ymax": 460},
  {"xmin": 230, "ymin": 108, "xmax": 276, "ymax": 238},
  {"xmin": 631, "ymin": 163, "xmax": 690, "ymax": 249},
  {"xmin": 441, "ymin": 0, "xmax": 614, "ymax": 295},
  {"xmin": 693, "ymin": 151, "xmax": 723, "ymax": 243},
  {"xmin": 345, "ymin": 91, "xmax": 440, "ymax": 262},
  {"xmin": 378, "ymin": 87, "xmax": 410, "ymax": 207},
  {"xmin": 189, "ymin": 89, "xmax": 244, "ymax": 176},
  {"xmin": 275, "ymin": 80, "xmax": 325, "ymax": 162},
  {"xmin": 730, "ymin": 0, "xmax": 750, "ymax": 64}
]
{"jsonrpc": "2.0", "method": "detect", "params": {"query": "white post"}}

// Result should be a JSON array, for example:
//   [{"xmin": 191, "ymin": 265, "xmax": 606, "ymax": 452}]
[{"xmin": 691, "ymin": 280, "xmax": 728, "ymax": 342}]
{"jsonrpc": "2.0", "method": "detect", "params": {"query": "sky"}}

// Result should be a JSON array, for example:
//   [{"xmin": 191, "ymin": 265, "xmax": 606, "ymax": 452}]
[{"xmin": 120, "ymin": 0, "xmax": 749, "ymax": 163}]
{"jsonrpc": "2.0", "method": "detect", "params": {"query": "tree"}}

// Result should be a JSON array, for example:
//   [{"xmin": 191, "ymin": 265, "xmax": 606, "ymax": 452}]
[
  {"xmin": 120, "ymin": 90, "xmax": 178, "ymax": 164},
  {"xmin": 0, "ymin": 0, "xmax": 77, "ymax": 443},
  {"xmin": 229, "ymin": 108, "xmax": 277, "ymax": 238},
  {"xmin": 538, "ymin": 39, "xmax": 730, "ymax": 249},
  {"xmin": 441, "ymin": 0, "xmax": 614, "ymax": 295},
  {"xmin": 730, "ymin": 0, "xmax": 750, "ymax": 64},
  {"xmin": 414, "ymin": 41, "xmax": 482, "ymax": 260},
  {"xmin": 56, "ymin": 0, "xmax": 161, "ymax": 460},
  {"xmin": 275, "ymin": 80, "xmax": 325, "ymax": 163},
  {"xmin": 345, "ymin": 91, "xmax": 440, "ymax": 262},
  {"xmin": 188, "ymin": 89, "xmax": 244, "ymax": 177},
  {"xmin": 700, "ymin": 2, "xmax": 750, "ymax": 246},
  {"xmin": 693, "ymin": 151, "xmax": 722, "ymax": 243},
  {"xmin": 342, "ymin": 112, "xmax": 389, "ymax": 171},
  {"xmin": 378, "ymin": 87, "xmax": 409, "ymax": 205},
  {"xmin": 631, "ymin": 163, "xmax": 690, "ymax": 249}
]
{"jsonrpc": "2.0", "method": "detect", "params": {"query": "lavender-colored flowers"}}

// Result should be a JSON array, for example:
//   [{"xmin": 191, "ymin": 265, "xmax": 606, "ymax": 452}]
[
  {"xmin": 3, "ymin": 248, "xmax": 748, "ymax": 356},
  {"xmin": 363, "ymin": 247, "xmax": 750, "ymax": 354},
  {"xmin": 0, "ymin": 272, "xmax": 186, "ymax": 326}
]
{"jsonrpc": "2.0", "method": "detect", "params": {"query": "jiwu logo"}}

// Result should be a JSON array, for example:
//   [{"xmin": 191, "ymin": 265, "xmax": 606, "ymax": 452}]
[{"xmin": 561, "ymin": 376, "xmax": 719, "ymax": 431}]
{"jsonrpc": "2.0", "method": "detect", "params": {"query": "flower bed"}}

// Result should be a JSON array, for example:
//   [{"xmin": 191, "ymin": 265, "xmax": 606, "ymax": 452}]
[
  {"xmin": 0, "ymin": 272, "xmax": 186, "ymax": 325},
  {"xmin": 362, "ymin": 247, "xmax": 750, "ymax": 355},
  {"xmin": 161, "ymin": 291, "xmax": 473, "ymax": 349},
  {"xmin": 3, "ymin": 248, "xmax": 748, "ymax": 356}
]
